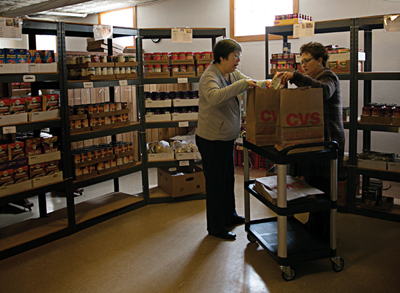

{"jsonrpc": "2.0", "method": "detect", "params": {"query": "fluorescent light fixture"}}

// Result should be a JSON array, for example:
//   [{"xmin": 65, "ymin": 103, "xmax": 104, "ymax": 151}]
[{"xmin": 36, "ymin": 11, "xmax": 88, "ymax": 18}]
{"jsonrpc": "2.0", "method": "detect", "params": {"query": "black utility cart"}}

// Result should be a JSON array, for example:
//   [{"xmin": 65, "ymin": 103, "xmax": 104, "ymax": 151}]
[{"xmin": 243, "ymin": 136, "xmax": 344, "ymax": 281}]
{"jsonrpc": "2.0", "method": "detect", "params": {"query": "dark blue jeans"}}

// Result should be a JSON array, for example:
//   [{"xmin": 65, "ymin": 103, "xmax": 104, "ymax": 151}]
[{"xmin": 196, "ymin": 135, "xmax": 238, "ymax": 235}]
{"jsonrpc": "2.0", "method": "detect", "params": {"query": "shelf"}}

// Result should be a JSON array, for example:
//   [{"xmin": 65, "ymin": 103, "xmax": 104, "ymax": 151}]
[
  {"xmin": 356, "ymin": 122, "xmax": 400, "ymax": 132},
  {"xmin": 145, "ymin": 120, "xmax": 198, "ymax": 129},
  {"xmin": 143, "ymin": 77, "xmax": 200, "ymax": 84},
  {"xmin": 266, "ymin": 73, "xmax": 351, "ymax": 80},
  {"xmin": 72, "ymin": 162, "xmax": 143, "ymax": 189},
  {"xmin": 247, "ymin": 217, "xmax": 335, "ymax": 265},
  {"xmin": 139, "ymin": 28, "xmax": 225, "ymax": 39},
  {"xmin": 358, "ymin": 72, "xmax": 400, "ymax": 80},
  {"xmin": 243, "ymin": 138, "xmax": 338, "ymax": 165},
  {"xmin": 70, "ymin": 122, "xmax": 141, "ymax": 142},
  {"xmin": 245, "ymin": 181, "xmax": 333, "ymax": 215},
  {"xmin": 0, "ymin": 118, "xmax": 62, "ymax": 134},
  {"xmin": 357, "ymin": 168, "xmax": 400, "ymax": 182},
  {"xmin": 67, "ymin": 79, "xmax": 140, "ymax": 89},
  {"xmin": 0, "ymin": 74, "xmax": 59, "ymax": 83},
  {"xmin": 147, "ymin": 160, "xmax": 201, "ymax": 168},
  {"xmin": 0, "ymin": 181, "xmax": 67, "ymax": 206}
]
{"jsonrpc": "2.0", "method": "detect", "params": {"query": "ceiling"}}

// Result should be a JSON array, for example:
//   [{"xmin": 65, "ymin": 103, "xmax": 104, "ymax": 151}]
[{"xmin": 0, "ymin": 0, "xmax": 166, "ymax": 20}]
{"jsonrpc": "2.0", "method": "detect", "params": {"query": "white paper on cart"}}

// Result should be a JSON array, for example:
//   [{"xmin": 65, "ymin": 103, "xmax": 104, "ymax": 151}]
[{"xmin": 255, "ymin": 175, "xmax": 324, "ymax": 202}]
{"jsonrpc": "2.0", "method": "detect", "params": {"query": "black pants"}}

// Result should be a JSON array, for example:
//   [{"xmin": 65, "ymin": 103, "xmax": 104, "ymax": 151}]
[{"xmin": 196, "ymin": 135, "xmax": 238, "ymax": 235}]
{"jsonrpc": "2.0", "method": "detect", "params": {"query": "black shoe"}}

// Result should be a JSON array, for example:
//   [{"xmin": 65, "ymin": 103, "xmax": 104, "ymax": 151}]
[
  {"xmin": 227, "ymin": 216, "xmax": 245, "ymax": 227},
  {"xmin": 209, "ymin": 231, "xmax": 236, "ymax": 240}
]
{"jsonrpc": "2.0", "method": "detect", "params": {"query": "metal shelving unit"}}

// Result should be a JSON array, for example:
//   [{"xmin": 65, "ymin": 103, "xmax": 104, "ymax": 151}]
[
  {"xmin": 265, "ymin": 15, "xmax": 400, "ymax": 222},
  {"xmin": 136, "ymin": 27, "xmax": 225, "ymax": 203}
]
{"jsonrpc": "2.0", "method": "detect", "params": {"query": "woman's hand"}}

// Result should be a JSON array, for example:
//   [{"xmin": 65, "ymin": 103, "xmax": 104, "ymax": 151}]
[
  {"xmin": 246, "ymin": 79, "xmax": 261, "ymax": 88},
  {"xmin": 276, "ymin": 71, "xmax": 293, "ymax": 85}
]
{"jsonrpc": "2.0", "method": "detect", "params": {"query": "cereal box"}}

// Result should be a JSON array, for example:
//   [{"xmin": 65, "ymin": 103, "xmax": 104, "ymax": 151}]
[
  {"xmin": 5, "ymin": 49, "xmax": 17, "ymax": 64},
  {"xmin": 29, "ymin": 50, "xmax": 44, "ymax": 64},
  {"xmin": 10, "ymin": 97, "xmax": 26, "ymax": 114},
  {"xmin": 0, "ymin": 49, "xmax": 5, "ymax": 64},
  {"xmin": 8, "ymin": 141, "xmax": 25, "ymax": 160},
  {"xmin": 42, "ymin": 94, "xmax": 59, "ymax": 111},
  {"xmin": 25, "ymin": 137, "xmax": 42, "ymax": 156},
  {"xmin": 0, "ymin": 98, "xmax": 11, "ymax": 116},
  {"xmin": 29, "ymin": 163, "xmax": 46, "ymax": 178},
  {"xmin": 42, "ymin": 136, "xmax": 58, "ymax": 153},
  {"xmin": 16, "ymin": 49, "xmax": 27, "ymax": 63},
  {"xmin": 44, "ymin": 50, "xmax": 55, "ymax": 63},
  {"xmin": 45, "ymin": 160, "xmax": 60, "ymax": 175},
  {"xmin": 0, "ymin": 168, "xmax": 14, "ymax": 186},
  {"xmin": 25, "ymin": 96, "xmax": 42, "ymax": 112}
]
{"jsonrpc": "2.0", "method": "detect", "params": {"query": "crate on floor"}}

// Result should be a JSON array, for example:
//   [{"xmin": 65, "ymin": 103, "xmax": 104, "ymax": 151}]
[
  {"xmin": 258, "ymin": 156, "xmax": 275, "ymax": 171},
  {"xmin": 236, "ymin": 148, "xmax": 259, "ymax": 169}
]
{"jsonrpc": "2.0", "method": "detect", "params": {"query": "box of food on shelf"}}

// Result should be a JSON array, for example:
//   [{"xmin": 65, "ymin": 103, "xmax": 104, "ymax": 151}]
[
  {"xmin": 157, "ymin": 166, "xmax": 205, "ymax": 198},
  {"xmin": 328, "ymin": 51, "xmax": 366, "ymax": 62},
  {"xmin": 0, "ymin": 179, "xmax": 32, "ymax": 197},
  {"xmin": 387, "ymin": 162, "xmax": 400, "ymax": 173},
  {"xmin": 171, "ymin": 71, "xmax": 195, "ymax": 78},
  {"xmin": 171, "ymin": 112, "xmax": 198, "ymax": 121},
  {"xmin": 145, "ymin": 99, "xmax": 172, "ymax": 108},
  {"xmin": 28, "ymin": 151, "xmax": 61, "ymax": 165},
  {"xmin": 172, "ymin": 99, "xmax": 199, "ymax": 107},
  {"xmin": 0, "ymin": 113, "xmax": 28, "ymax": 126},
  {"xmin": 145, "ymin": 72, "xmax": 171, "ymax": 78},
  {"xmin": 274, "ymin": 18, "xmax": 312, "ymax": 26},
  {"xmin": 145, "ymin": 113, "xmax": 171, "ymax": 122},
  {"xmin": 29, "ymin": 109, "xmax": 60, "ymax": 122},
  {"xmin": 392, "ymin": 117, "xmax": 400, "ymax": 126},
  {"xmin": 175, "ymin": 151, "xmax": 201, "ymax": 161},
  {"xmin": 148, "ymin": 152, "xmax": 174, "ymax": 161},
  {"xmin": 357, "ymin": 159, "xmax": 387, "ymax": 171},
  {"xmin": 31, "ymin": 170, "xmax": 63, "ymax": 188}
]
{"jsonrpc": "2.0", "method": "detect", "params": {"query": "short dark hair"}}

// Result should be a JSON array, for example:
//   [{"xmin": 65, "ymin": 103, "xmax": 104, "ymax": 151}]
[
  {"xmin": 213, "ymin": 38, "xmax": 242, "ymax": 64},
  {"xmin": 300, "ymin": 42, "xmax": 329, "ymax": 67}
]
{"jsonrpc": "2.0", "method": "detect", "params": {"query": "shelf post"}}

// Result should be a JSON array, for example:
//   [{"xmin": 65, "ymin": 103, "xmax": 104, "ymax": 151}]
[
  {"xmin": 244, "ymin": 146, "xmax": 250, "ymax": 223},
  {"xmin": 277, "ymin": 164, "xmax": 287, "ymax": 258}
]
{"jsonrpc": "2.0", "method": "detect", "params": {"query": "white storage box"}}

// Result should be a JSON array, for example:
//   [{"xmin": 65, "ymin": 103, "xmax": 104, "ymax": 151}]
[
  {"xmin": 0, "ymin": 113, "xmax": 28, "ymax": 126},
  {"xmin": 29, "ymin": 110, "xmax": 60, "ymax": 122},
  {"xmin": 172, "ymin": 99, "xmax": 199, "ymax": 107},
  {"xmin": 171, "ymin": 112, "xmax": 198, "ymax": 121},
  {"xmin": 28, "ymin": 151, "xmax": 61, "ymax": 165},
  {"xmin": 175, "ymin": 151, "xmax": 201, "ymax": 161},
  {"xmin": 357, "ymin": 159, "xmax": 387, "ymax": 171},
  {"xmin": 145, "ymin": 100, "xmax": 172, "ymax": 108},
  {"xmin": 32, "ymin": 171, "xmax": 63, "ymax": 188},
  {"xmin": 387, "ymin": 162, "xmax": 400, "ymax": 173},
  {"xmin": 148, "ymin": 152, "xmax": 174, "ymax": 161},
  {"xmin": 145, "ymin": 113, "xmax": 171, "ymax": 122},
  {"xmin": 0, "ymin": 180, "xmax": 32, "ymax": 197}
]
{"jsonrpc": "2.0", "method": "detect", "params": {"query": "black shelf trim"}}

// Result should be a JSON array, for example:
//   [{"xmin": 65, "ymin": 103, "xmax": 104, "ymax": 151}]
[
  {"xmin": 139, "ymin": 28, "xmax": 225, "ymax": 39},
  {"xmin": 67, "ymin": 79, "xmax": 140, "ymax": 89},
  {"xmin": 70, "ymin": 122, "xmax": 141, "ymax": 142},
  {"xmin": 358, "ymin": 72, "xmax": 400, "ymax": 80},
  {"xmin": 0, "ymin": 119, "xmax": 62, "ymax": 134},
  {"xmin": 0, "ymin": 181, "xmax": 66, "ymax": 206},
  {"xmin": 143, "ymin": 77, "xmax": 200, "ymax": 84},
  {"xmin": 72, "ymin": 163, "xmax": 143, "ymax": 189},
  {"xmin": 0, "ymin": 74, "xmax": 59, "ymax": 83},
  {"xmin": 147, "ymin": 160, "xmax": 201, "ymax": 168},
  {"xmin": 356, "ymin": 168, "xmax": 400, "ymax": 182},
  {"xmin": 243, "ymin": 137, "xmax": 338, "ymax": 164},
  {"xmin": 145, "ymin": 120, "xmax": 198, "ymax": 129}
]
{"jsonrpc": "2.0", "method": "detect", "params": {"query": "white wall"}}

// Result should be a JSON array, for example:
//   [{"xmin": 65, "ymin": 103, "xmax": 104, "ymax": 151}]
[{"xmin": 137, "ymin": 0, "xmax": 400, "ymax": 154}]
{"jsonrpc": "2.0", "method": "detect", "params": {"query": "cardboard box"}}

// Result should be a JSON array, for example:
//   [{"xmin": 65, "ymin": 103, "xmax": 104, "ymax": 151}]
[
  {"xmin": 145, "ymin": 100, "xmax": 172, "ymax": 108},
  {"xmin": 392, "ymin": 117, "xmax": 400, "ymax": 126},
  {"xmin": 171, "ymin": 112, "xmax": 198, "ymax": 121},
  {"xmin": 172, "ymin": 99, "xmax": 199, "ymax": 107},
  {"xmin": 0, "ymin": 112, "xmax": 28, "ymax": 125},
  {"xmin": 29, "ymin": 109, "xmax": 60, "ymax": 121},
  {"xmin": 175, "ymin": 151, "xmax": 201, "ymax": 161},
  {"xmin": 28, "ymin": 151, "xmax": 61, "ymax": 165},
  {"xmin": 387, "ymin": 162, "xmax": 400, "ymax": 173},
  {"xmin": 357, "ymin": 159, "xmax": 387, "ymax": 171},
  {"xmin": 157, "ymin": 166, "xmax": 205, "ymax": 198},
  {"xmin": 328, "ymin": 52, "xmax": 366, "ymax": 62},
  {"xmin": 145, "ymin": 113, "xmax": 172, "ymax": 122},
  {"xmin": 32, "ymin": 171, "xmax": 63, "ymax": 188},
  {"xmin": 273, "ymin": 18, "xmax": 312, "ymax": 26},
  {"xmin": 0, "ymin": 180, "xmax": 32, "ymax": 197},
  {"xmin": 148, "ymin": 152, "xmax": 174, "ymax": 161}
]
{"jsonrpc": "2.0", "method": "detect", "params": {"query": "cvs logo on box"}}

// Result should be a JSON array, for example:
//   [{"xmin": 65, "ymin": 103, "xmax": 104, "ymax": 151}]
[
  {"xmin": 286, "ymin": 112, "xmax": 321, "ymax": 126},
  {"xmin": 260, "ymin": 110, "xmax": 278, "ymax": 122}
]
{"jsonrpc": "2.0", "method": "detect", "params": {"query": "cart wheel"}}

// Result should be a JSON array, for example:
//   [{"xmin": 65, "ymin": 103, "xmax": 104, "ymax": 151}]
[
  {"xmin": 282, "ymin": 269, "xmax": 296, "ymax": 281},
  {"xmin": 247, "ymin": 233, "xmax": 257, "ymax": 243},
  {"xmin": 331, "ymin": 257, "xmax": 345, "ymax": 272}
]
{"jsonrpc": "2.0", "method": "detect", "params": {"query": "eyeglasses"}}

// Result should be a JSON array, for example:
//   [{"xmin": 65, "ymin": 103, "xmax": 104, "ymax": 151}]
[
  {"xmin": 232, "ymin": 54, "xmax": 242, "ymax": 61},
  {"xmin": 300, "ymin": 58, "xmax": 314, "ymax": 66}
]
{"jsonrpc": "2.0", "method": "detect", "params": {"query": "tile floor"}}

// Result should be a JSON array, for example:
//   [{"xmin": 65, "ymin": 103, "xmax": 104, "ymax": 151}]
[{"xmin": 0, "ymin": 167, "xmax": 400, "ymax": 293}]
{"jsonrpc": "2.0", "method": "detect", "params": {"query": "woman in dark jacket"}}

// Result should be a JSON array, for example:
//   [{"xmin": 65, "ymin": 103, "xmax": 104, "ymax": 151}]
[{"xmin": 277, "ymin": 42, "xmax": 345, "ymax": 241}]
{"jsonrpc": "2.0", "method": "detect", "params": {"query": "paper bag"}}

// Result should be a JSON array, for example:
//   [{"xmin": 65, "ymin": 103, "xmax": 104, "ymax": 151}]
[
  {"xmin": 246, "ymin": 87, "xmax": 280, "ymax": 146},
  {"xmin": 275, "ymin": 87, "xmax": 324, "ymax": 153}
]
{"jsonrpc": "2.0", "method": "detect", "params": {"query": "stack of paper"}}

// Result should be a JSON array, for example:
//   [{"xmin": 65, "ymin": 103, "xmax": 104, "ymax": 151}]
[{"xmin": 253, "ymin": 175, "xmax": 324, "ymax": 205}]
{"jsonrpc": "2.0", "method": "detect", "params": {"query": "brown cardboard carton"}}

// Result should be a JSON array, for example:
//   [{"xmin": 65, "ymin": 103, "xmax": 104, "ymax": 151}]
[{"xmin": 157, "ymin": 166, "xmax": 205, "ymax": 198}]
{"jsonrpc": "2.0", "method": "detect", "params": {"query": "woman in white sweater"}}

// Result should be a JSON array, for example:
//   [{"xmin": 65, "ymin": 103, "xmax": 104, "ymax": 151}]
[{"xmin": 196, "ymin": 38, "xmax": 269, "ymax": 240}]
